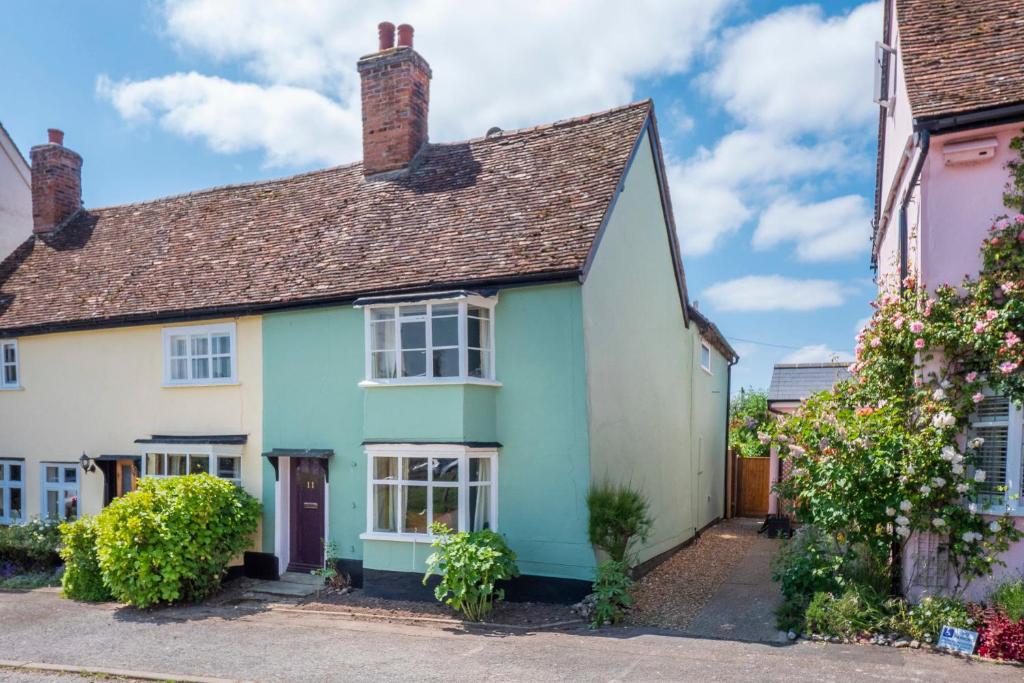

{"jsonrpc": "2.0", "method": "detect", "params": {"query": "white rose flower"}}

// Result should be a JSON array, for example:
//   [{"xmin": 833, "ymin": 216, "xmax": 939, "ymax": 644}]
[
  {"xmin": 962, "ymin": 532, "xmax": 976, "ymax": 543},
  {"xmin": 941, "ymin": 446, "xmax": 957, "ymax": 461},
  {"xmin": 932, "ymin": 518, "xmax": 946, "ymax": 527},
  {"xmin": 896, "ymin": 526, "xmax": 911, "ymax": 538},
  {"xmin": 900, "ymin": 500, "xmax": 913, "ymax": 512},
  {"xmin": 952, "ymin": 463, "xmax": 964, "ymax": 475},
  {"xmin": 975, "ymin": 470, "xmax": 987, "ymax": 483},
  {"xmin": 990, "ymin": 521, "xmax": 1000, "ymax": 533},
  {"xmin": 969, "ymin": 437, "xmax": 985, "ymax": 450},
  {"xmin": 886, "ymin": 507, "xmax": 896, "ymax": 517},
  {"xmin": 968, "ymin": 503, "xmax": 978, "ymax": 513},
  {"xmin": 932, "ymin": 477, "xmax": 946, "ymax": 488},
  {"xmin": 896, "ymin": 515, "xmax": 910, "ymax": 526},
  {"xmin": 920, "ymin": 485, "xmax": 932, "ymax": 495},
  {"xmin": 932, "ymin": 411, "xmax": 956, "ymax": 428},
  {"xmin": 933, "ymin": 388, "xmax": 946, "ymax": 401},
  {"xmin": 957, "ymin": 483, "xmax": 970, "ymax": 494}
]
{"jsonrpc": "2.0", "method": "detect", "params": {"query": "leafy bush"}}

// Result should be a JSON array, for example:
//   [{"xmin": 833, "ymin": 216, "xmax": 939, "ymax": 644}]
[
  {"xmin": 0, "ymin": 519, "xmax": 61, "ymax": 571},
  {"xmin": 95, "ymin": 474, "xmax": 260, "ymax": 608},
  {"xmin": 888, "ymin": 596, "xmax": 973, "ymax": 643},
  {"xmin": 423, "ymin": 522, "xmax": 519, "ymax": 621},
  {"xmin": 975, "ymin": 606, "xmax": 1024, "ymax": 662},
  {"xmin": 590, "ymin": 559, "xmax": 633, "ymax": 627},
  {"xmin": 772, "ymin": 526, "xmax": 843, "ymax": 604},
  {"xmin": 729, "ymin": 389, "xmax": 772, "ymax": 458},
  {"xmin": 586, "ymin": 481, "xmax": 652, "ymax": 563},
  {"xmin": 0, "ymin": 568, "xmax": 62, "ymax": 590},
  {"xmin": 989, "ymin": 578, "xmax": 1024, "ymax": 622},
  {"xmin": 803, "ymin": 586, "xmax": 888, "ymax": 639},
  {"xmin": 59, "ymin": 517, "xmax": 111, "ymax": 602}
]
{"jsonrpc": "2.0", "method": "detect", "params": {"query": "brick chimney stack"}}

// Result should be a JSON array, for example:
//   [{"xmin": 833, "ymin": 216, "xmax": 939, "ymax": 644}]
[
  {"xmin": 30, "ymin": 128, "xmax": 82, "ymax": 234},
  {"xmin": 357, "ymin": 22, "xmax": 432, "ymax": 176}
]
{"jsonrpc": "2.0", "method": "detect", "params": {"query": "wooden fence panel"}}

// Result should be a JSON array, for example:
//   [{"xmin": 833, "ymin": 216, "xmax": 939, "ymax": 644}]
[{"xmin": 736, "ymin": 456, "xmax": 770, "ymax": 518}]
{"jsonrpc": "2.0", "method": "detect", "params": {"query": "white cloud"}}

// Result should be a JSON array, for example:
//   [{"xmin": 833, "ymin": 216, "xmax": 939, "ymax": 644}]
[
  {"xmin": 702, "ymin": 275, "xmax": 847, "ymax": 312},
  {"xmin": 99, "ymin": 0, "xmax": 736, "ymax": 167},
  {"xmin": 781, "ymin": 344, "xmax": 853, "ymax": 364},
  {"xmin": 753, "ymin": 194, "xmax": 870, "ymax": 261},
  {"xmin": 673, "ymin": 131, "xmax": 848, "ymax": 255},
  {"xmin": 708, "ymin": 2, "xmax": 881, "ymax": 135}
]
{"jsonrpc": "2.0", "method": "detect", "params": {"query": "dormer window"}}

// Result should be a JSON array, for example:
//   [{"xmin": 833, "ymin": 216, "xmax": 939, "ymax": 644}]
[{"xmin": 360, "ymin": 294, "xmax": 497, "ymax": 385}]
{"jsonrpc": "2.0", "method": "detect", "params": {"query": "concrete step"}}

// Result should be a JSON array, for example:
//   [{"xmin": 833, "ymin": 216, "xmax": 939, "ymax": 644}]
[{"xmin": 280, "ymin": 571, "xmax": 324, "ymax": 586}]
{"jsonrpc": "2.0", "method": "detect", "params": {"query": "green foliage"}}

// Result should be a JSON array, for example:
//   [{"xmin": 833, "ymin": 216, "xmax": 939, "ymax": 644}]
[
  {"xmin": 423, "ymin": 522, "xmax": 520, "ymax": 621},
  {"xmin": 590, "ymin": 559, "xmax": 634, "ymax": 627},
  {"xmin": 772, "ymin": 526, "xmax": 843, "ymax": 603},
  {"xmin": 0, "ymin": 519, "xmax": 61, "ymax": 571},
  {"xmin": 0, "ymin": 569, "xmax": 61, "ymax": 590},
  {"xmin": 887, "ymin": 596, "xmax": 973, "ymax": 643},
  {"xmin": 59, "ymin": 517, "xmax": 112, "ymax": 602},
  {"xmin": 804, "ymin": 585, "xmax": 888, "ymax": 638},
  {"xmin": 586, "ymin": 481, "xmax": 653, "ymax": 563},
  {"xmin": 775, "ymin": 596, "xmax": 808, "ymax": 633},
  {"xmin": 94, "ymin": 474, "xmax": 261, "ymax": 608},
  {"xmin": 989, "ymin": 579, "xmax": 1024, "ymax": 621},
  {"xmin": 729, "ymin": 388, "xmax": 773, "ymax": 458}
]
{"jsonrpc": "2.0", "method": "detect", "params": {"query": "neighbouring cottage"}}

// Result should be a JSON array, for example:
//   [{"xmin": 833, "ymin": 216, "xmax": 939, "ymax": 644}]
[
  {"xmin": 0, "ymin": 23, "xmax": 735, "ymax": 601},
  {"xmin": 874, "ymin": 0, "xmax": 1024, "ymax": 599},
  {"xmin": 0, "ymin": 121, "xmax": 31, "ymax": 260}
]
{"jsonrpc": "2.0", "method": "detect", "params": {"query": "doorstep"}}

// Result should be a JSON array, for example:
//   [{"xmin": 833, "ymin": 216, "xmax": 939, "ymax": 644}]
[{"xmin": 244, "ymin": 572, "xmax": 324, "ymax": 598}]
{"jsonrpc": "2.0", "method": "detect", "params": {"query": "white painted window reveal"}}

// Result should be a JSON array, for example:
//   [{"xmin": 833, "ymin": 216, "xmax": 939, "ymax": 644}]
[
  {"xmin": 40, "ymin": 463, "xmax": 78, "ymax": 521},
  {"xmin": 142, "ymin": 444, "xmax": 243, "ymax": 486},
  {"xmin": 163, "ymin": 323, "xmax": 237, "ymax": 386},
  {"xmin": 1, "ymin": 340, "xmax": 19, "ymax": 389},
  {"xmin": 968, "ymin": 394, "xmax": 1023, "ymax": 515},
  {"xmin": 362, "ymin": 444, "xmax": 498, "ymax": 541},
  {"xmin": 700, "ymin": 340, "xmax": 712, "ymax": 373},
  {"xmin": 0, "ymin": 460, "xmax": 24, "ymax": 523},
  {"xmin": 362, "ymin": 297, "xmax": 497, "ymax": 385}
]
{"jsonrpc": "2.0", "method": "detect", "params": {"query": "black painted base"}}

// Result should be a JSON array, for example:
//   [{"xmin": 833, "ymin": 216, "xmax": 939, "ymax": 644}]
[
  {"xmin": 362, "ymin": 568, "xmax": 590, "ymax": 604},
  {"xmin": 243, "ymin": 551, "xmax": 280, "ymax": 581}
]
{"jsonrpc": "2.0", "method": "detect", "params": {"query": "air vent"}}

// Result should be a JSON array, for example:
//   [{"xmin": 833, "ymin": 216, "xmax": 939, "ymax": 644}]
[{"xmin": 943, "ymin": 137, "xmax": 998, "ymax": 166}]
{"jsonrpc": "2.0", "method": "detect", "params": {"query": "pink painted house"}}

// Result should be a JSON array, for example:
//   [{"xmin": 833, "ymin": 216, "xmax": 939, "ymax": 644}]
[{"xmin": 874, "ymin": 0, "xmax": 1024, "ymax": 600}]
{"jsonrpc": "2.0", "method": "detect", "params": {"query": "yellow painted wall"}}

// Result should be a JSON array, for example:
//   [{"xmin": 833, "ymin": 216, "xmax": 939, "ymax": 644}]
[{"xmin": 0, "ymin": 317, "xmax": 263, "ymax": 520}]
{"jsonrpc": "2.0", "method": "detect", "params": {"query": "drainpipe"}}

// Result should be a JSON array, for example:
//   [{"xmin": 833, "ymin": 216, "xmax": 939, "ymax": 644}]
[
  {"xmin": 899, "ymin": 130, "xmax": 930, "ymax": 288},
  {"xmin": 722, "ymin": 357, "xmax": 737, "ymax": 520}
]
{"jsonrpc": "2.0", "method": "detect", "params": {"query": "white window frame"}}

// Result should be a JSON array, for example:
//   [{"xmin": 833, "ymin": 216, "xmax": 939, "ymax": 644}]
[
  {"xmin": 1, "ymin": 339, "xmax": 20, "ymax": 389},
  {"xmin": 0, "ymin": 459, "xmax": 25, "ymax": 524},
  {"xmin": 968, "ymin": 393, "xmax": 1023, "ymax": 516},
  {"xmin": 39, "ymin": 462, "xmax": 79, "ymax": 521},
  {"xmin": 140, "ymin": 443, "xmax": 243, "ymax": 486},
  {"xmin": 700, "ymin": 340, "xmax": 713, "ymax": 374},
  {"xmin": 359, "ymin": 295, "xmax": 499, "ymax": 387},
  {"xmin": 162, "ymin": 323, "xmax": 238, "ymax": 387},
  {"xmin": 360, "ymin": 444, "xmax": 499, "ymax": 542}
]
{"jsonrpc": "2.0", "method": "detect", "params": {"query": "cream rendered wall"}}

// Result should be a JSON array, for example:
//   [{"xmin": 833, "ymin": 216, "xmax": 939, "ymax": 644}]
[
  {"xmin": 0, "ymin": 127, "xmax": 31, "ymax": 259},
  {"xmin": 0, "ymin": 316, "xmax": 262, "ymax": 521},
  {"xmin": 582, "ymin": 129, "xmax": 718, "ymax": 566}
]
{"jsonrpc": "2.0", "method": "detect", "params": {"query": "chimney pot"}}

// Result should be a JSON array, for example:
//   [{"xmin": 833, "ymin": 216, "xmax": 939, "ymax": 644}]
[
  {"xmin": 378, "ymin": 21, "xmax": 395, "ymax": 51},
  {"xmin": 47, "ymin": 128, "xmax": 64, "ymax": 145},
  {"xmin": 397, "ymin": 24, "xmax": 414, "ymax": 48}
]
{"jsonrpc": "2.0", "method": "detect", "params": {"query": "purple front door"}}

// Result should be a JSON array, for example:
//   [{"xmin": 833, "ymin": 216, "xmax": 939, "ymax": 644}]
[{"xmin": 289, "ymin": 458, "xmax": 325, "ymax": 570}]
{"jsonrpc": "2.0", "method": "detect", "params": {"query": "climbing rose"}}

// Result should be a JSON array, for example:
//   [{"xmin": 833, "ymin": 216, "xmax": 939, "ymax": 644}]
[
  {"xmin": 966, "ymin": 371, "xmax": 979, "ymax": 383},
  {"xmin": 932, "ymin": 518, "xmax": 946, "ymax": 528},
  {"xmin": 952, "ymin": 463, "xmax": 964, "ymax": 475},
  {"xmin": 886, "ymin": 507, "xmax": 896, "ymax": 516},
  {"xmin": 932, "ymin": 412, "xmax": 956, "ymax": 428},
  {"xmin": 986, "ymin": 310, "xmax": 999, "ymax": 321},
  {"xmin": 969, "ymin": 437, "xmax": 985, "ymax": 449},
  {"xmin": 900, "ymin": 500, "xmax": 913, "ymax": 512},
  {"xmin": 896, "ymin": 526, "xmax": 911, "ymax": 538},
  {"xmin": 957, "ymin": 483, "xmax": 970, "ymax": 494},
  {"xmin": 870, "ymin": 337, "xmax": 882, "ymax": 348},
  {"xmin": 941, "ymin": 446, "xmax": 956, "ymax": 461},
  {"xmin": 973, "ymin": 392, "xmax": 985, "ymax": 403},
  {"xmin": 920, "ymin": 485, "xmax": 932, "ymax": 495},
  {"xmin": 932, "ymin": 477, "xmax": 946, "ymax": 487},
  {"xmin": 975, "ymin": 470, "xmax": 987, "ymax": 483},
  {"xmin": 915, "ymin": 338, "xmax": 926, "ymax": 349},
  {"xmin": 910, "ymin": 321, "xmax": 925, "ymax": 333},
  {"xmin": 933, "ymin": 388, "xmax": 946, "ymax": 400},
  {"xmin": 975, "ymin": 321, "xmax": 988, "ymax": 334},
  {"xmin": 896, "ymin": 515, "xmax": 910, "ymax": 526},
  {"xmin": 1006, "ymin": 332, "xmax": 1021, "ymax": 348},
  {"xmin": 990, "ymin": 521, "xmax": 1001, "ymax": 533},
  {"xmin": 999, "ymin": 361, "xmax": 1020, "ymax": 374}
]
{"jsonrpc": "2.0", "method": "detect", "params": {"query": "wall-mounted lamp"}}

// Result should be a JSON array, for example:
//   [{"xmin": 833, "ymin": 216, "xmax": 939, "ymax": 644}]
[{"xmin": 79, "ymin": 452, "xmax": 96, "ymax": 473}]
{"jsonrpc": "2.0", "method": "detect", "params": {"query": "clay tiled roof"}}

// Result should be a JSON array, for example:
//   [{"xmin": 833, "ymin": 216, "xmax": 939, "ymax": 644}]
[
  {"xmin": 898, "ymin": 0, "xmax": 1024, "ymax": 120},
  {"xmin": 0, "ymin": 101, "xmax": 653, "ymax": 334}
]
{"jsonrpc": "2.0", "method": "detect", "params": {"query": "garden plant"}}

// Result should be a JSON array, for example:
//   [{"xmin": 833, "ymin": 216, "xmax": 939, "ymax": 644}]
[{"xmin": 423, "ymin": 522, "xmax": 520, "ymax": 621}]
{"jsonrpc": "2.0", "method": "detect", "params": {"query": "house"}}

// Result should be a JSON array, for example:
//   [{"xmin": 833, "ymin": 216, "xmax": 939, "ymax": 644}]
[
  {"xmin": 0, "ymin": 121, "xmax": 32, "ymax": 259},
  {"xmin": 0, "ymin": 23, "xmax": 735, "ymax": 601},
  {"xmin": 873, "ymin": 0, "xmax": 1024, "ymax": 599},
  {"xmin": 766, "ymin": 362, "xmax": 851, "ymax": 516}
]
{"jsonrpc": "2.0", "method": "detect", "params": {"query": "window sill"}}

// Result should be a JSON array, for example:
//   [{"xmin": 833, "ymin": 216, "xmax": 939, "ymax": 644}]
[
  {"xmin": 700, "ymin": 367, "xmax": 713, "ymax": 375},
  {"xmin": 162, "ymin": 381, "xmax": 240, "ymax": 389},
  {"xmin": 359, "ymin": 532, "xmax": 435, "ymax": 543},
  {"xmin": 358, "ymin": 378, "xmax": 502, "ymax": 388},
  {"xmin": 0, "ymin": 385, "xmax": 23, "ymax": 391}
]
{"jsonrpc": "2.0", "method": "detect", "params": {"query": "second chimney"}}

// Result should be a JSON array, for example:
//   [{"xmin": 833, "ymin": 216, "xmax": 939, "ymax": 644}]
[
  {"xmin": 357, "ymin": 22, "xmax": 432, "ymax": 176},
  {"xmin": 30, "ymin": 129, "xmax": 82, "ymax": 234}
]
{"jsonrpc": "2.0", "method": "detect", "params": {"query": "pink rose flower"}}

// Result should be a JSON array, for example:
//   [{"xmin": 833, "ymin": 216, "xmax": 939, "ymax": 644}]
[
  {"xmin": 997, "ymin": 219, "xmax": 1010, "ymax": 229},
  {"xmin": 999, "ymin": 361, "xmax": 1020, "ymax": 374},
  {"xmin": 1006, "ymin": 332, "xmax": 1020, "ymax": 347},
  {"xmin": 974, "ymin": 321, "xmax": 987, "ymax": 334},
  {"xmin": 986, "ymin": 310, "xmax": 999, "ymax": 321},
  {"xmin": 870, "ymin": 337, "xmax": 881, "ymax": 348},
  {"xmin": 1002, "ymin": 282, "xmax": 1016, "ymax": 294},
  {"xmin": 910, "ymin": 321, "xmax": 924, "ymax": 333},
  {"xmin": 1018, "ymin": 231, "xmax": 1024, "ymax": 242},
  {"xmin": 1016, "ymin": 214, "xmax": 1024, "ymax": 224},
  {"xmin": 973, "ymin": 392, "xmax": 985, "ymax": 403},
  {"xmin": 914, "ymin": 338, "xmax": 926, "ymax": 349},
  {"xmin": 992, "ymin": 237, "xmax": 1002, "ymax": 246},
  {"xmin": 966, "ymin": 371, "xmax": 978, "ymax": 383},
  {"xmin": 894, "ymin": 317, "xmax": 905, "ymax": 329}
]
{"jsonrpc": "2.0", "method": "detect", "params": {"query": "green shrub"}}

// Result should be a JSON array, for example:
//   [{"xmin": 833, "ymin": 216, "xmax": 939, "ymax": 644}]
[
  {"xmin": 59, "ymin": 517, "xmax": 111, "ymax": 602},
  {"xmin": 803, "ymin": 585, "xmax": 888, "ymax": 638},
  {"xmin": 0, "ymin": 519, "xmax": 61, "ymax": 571},
  {"xmin": 586, "ymin": 481, "xmax": 653, "ymax": 563},
  {"xmin": 590, "ymin": 559, "xmax": 634, "ymax": 627},
  {"xmin": 989, "ymin": 579, "xmax": 1024, "ymax": 622},
  {"xmin": 771, "ymin": 526, "xmax": 843, "ymax": 603},
  {"xmin": 775, "ymin": 596, "xmax": 809, "ymax": 632},
  {"xmin": 95, "ymin": 474, "xmax": 260, "ymax": 608},
  {"xmin": 423, "ymin": 522, "xmax": 520, "ymax": 621},
  {"xmin": 888, "ymin": 596, "xmax": 973, "ymax": 643},
  {"xmin": 0, "ymin": 569, "xmax": 62, "ymax": 590}
]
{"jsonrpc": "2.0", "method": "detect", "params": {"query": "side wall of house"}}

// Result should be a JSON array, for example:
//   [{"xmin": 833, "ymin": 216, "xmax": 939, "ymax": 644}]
[
  {"xmin": 261, "ymin": 282, "xmax": 594, "ymax": 582},
  {"xmin": 582, "ymin": 129, "xmax": 718, "ymax": 566},
  {"xmin": 0, "ymin": 130, "xmax": 31, "ymax": 259},
  {"xmin": 0, "ymin": 317, "xmax": 263, "ymax": 520},
  {"xmin": 689, "ymin": 332, "xmax": 730, "ymax": 532}
]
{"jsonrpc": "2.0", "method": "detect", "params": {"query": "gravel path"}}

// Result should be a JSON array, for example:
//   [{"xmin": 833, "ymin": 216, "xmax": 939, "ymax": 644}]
[{"xmin": 629, "ymin": 518, "xmax": 763, "ymax": 629}]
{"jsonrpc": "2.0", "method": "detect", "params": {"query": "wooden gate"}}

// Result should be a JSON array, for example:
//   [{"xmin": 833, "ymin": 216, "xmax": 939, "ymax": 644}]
[{"xmin": 736, "ymin": 456, "xmax": 770, "ymax": 517}]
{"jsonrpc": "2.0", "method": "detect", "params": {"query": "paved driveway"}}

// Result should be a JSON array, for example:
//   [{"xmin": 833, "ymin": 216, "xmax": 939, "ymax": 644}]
[{"xmin": 1, "ymin": 589, "xmax": 1019, "ymax": 682}]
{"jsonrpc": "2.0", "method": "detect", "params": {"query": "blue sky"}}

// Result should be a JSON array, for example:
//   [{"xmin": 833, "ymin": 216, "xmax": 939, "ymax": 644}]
[{"xmin": 0, "ymin": 0, "xmax": 880, "ymax": 392}]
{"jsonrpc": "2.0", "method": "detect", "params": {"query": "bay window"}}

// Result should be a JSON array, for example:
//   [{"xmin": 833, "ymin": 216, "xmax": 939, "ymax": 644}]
[
  {"xmin": 41, "ymin": 463, "xmax": 78, "ymax": 521},
  {"xmin": 968, "ymin": 394, "xmax": 1023, "ymax": 512},
  {"xmin": 163, "ymin": 323, "xmax": 237, "ymax": 386},
  {"xmin": 0, "ymin": 460, "xmax": 24, "ymax": 523},
  {"xmin": 142, "ymin": 447, "xmax": 242, "ymax": 486},
  {"xmin": 362, "ymin": 297, "xmax": 496, "ymax": 384},
  {"xmin": 362, "ymin": 445, "xmax": 498, "ymax": 539},
  {"xmin": 1, "ymin": 340, "xmax": 18, "ymax": 389}
]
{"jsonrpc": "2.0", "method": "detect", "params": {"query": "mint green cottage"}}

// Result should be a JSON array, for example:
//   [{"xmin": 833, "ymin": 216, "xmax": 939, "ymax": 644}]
[{"xmin": 256, "ymin": 27, "xmax": 737, "ymax": 601}]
